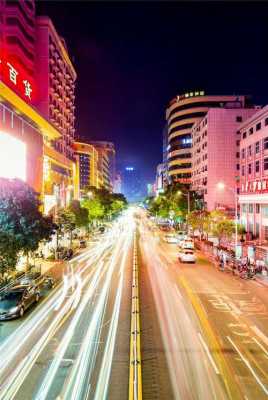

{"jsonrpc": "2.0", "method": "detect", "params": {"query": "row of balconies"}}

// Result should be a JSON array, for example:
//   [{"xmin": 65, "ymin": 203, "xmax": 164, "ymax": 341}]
[
  {"xmin": 49, "ymin": 58, "xmax": 75, "ymax": 83},
  {"xmin": 49, "ymin": 93, "xmax": 75, "ymax": 116}
]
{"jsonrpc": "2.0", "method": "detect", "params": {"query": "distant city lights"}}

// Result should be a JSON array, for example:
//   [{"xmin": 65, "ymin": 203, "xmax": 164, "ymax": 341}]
[{"xmin": 125, "ymin": 167, "xmax": 134, "ymax": 171}]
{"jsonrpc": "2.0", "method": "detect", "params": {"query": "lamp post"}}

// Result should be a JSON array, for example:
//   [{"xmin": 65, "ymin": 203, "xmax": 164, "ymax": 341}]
[
  {"xmin": 177, "ymin": 190, "xmax": 191, "ymax": 233},
  {"xmin": 177, "ymin": 190, "xmax": 190, "ymax": 214},
  {"xmin": 217, "ymin": 182, "xmax": 238, "ymax": 257}
]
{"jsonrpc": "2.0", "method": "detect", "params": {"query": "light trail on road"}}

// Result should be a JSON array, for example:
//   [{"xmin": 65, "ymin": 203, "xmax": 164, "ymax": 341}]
[
  {"xmin": 139, "ymin": 212, "xmax": 268, "ymax": 400},
  {"xmin": 0, "ymin": 211, "xmax": 135, "ymax": 400}
]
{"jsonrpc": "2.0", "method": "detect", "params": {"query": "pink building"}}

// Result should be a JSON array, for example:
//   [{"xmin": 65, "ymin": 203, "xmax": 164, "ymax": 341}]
[
  {"xmin": 0, "ymin": 0, "xmax": 36, "ymax": 103},
  {"xmin": 239, "ymin": 105, "xmax": 268, "ymax": 243},
  {"xmin": 0, "ymin": 1, "xmax": 78, "ymax": 212},
  {"xmin": 192, "ymin": 107, "xmax": 258, "ymax": 212}
]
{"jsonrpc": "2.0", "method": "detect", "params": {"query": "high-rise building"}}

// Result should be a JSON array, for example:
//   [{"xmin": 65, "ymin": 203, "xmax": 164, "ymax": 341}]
[
  {"xmin": 88, "ymin": 141, "xmax": 115, "ymax": 192},
  {"xmin": 0, "ymin": 1, "xmax": 78, "ymax": 214},
  {"xmin": 155, "ymin": 163, "xmax": 166, "ymax": 195},
  {"xmin": 74, "ymin": 142, "xmax": 98, "ymax": 196},
  {"xmin": 113, "ymin": 172, "xmax": 122, "ymax": 193},
  {"xmin": 191, "ymin": 107, "xmax": 258, "ymax": 212},
  {"xmin": 239, "ymin": 105, "xmax": 268, "ymax": 243},
  {"xmin": 35, "ymin": 16, "xmax": 76, "ymax": 161},
  {"xmin": 0, "ymin": 0, "xmax": 36, "ymax": 103},
  {"xmin": 166, "ymin": 92, "xmax": 253, "ymax": 185}
]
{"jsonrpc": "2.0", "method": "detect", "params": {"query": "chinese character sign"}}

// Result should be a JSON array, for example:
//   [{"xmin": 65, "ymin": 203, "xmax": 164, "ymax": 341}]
[{"xmin": 0, "ymin": 58, "xmax": 34, "ymax": 102}]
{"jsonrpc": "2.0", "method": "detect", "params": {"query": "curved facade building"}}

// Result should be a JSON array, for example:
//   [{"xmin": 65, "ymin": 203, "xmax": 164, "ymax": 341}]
[{"xmin": 166, "ymin": 92, "xmax": 250, "ymax": 184}]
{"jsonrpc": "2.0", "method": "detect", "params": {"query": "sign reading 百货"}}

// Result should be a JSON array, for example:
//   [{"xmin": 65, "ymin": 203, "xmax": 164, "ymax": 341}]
[{"xmin": 0, "ymin": 58, "xmax": 33, "ymax": 101}]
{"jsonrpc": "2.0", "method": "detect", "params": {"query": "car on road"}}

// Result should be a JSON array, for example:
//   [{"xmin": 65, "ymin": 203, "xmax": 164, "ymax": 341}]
[
  {"xmin": 79, "ymin": 239, "xmax": 87, "ymax": 248},
  {"xmin": 0, "ymin": 284, "xmax": 40, "ymax": 320},
  {"xmin": 19, "ymin": 274, "xmax": 55, "ymax": 291},
  {"xmin": 176, "ymin": 231, "xmax": 187, "ymax": 241},
  {"xmin": 180, "ymin": 239, "xmax": 194, "ymax": 250},
  {"xmin": 178, "ymin": 249, "xmax": 196, "ymax": 263}
]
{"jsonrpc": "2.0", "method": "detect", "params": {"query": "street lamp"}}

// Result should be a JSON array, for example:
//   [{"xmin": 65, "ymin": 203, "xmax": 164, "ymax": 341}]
[
  {"xmin": 177, "ymin": 190, "xmax": 191, "ymax": 234},
  {"xmin": 87, "ymin": 191, "xmax": 93, "ymax": 198},
  {"xmin": 217, "ymin": 182, "xmax": 238, "ymax": 257},
  {"xmin": 177, "ymin": 190, "xmax": 190, "ymax": 214}
]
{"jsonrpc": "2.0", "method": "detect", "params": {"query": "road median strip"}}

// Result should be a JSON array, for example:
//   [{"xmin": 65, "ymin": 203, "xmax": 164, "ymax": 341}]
[{"xmin": 129, "ymin": 230, "xmax": 142, "ymax": 400}]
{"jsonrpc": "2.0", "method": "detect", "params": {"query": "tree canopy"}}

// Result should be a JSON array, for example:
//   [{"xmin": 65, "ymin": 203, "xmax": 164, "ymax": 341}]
[
  {"xmin": 0, "ymin": 178, "xmax": 56, "ymax": 273},
  {"xmin": 81, "ymin": 186, "xmax": 127, "ymax": 221}
]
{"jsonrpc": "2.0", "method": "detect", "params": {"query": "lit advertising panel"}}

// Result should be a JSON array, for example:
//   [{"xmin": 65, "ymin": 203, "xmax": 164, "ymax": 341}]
[{"xmin": 0, "ymin": 132, "xmax": 26, "ymax": 181}]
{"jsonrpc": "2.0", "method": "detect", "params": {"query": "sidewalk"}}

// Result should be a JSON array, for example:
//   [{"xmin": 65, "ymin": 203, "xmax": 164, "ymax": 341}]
[
  {"xmin": 196, "ymin": 246, "xmax": 268, "ymax": 288},
  {"xmin": 32, "ymin": 246, "xmax": 91, "ymax": 282}
]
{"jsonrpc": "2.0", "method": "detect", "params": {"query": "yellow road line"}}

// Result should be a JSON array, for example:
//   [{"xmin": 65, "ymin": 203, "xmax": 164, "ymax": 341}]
[
  {"xmin": 178, "ymin": 276, "xmax": 243, "ymax": 400},
  {"xmin": 129, "ymin": 231, "xmax": 142, "ymax": 400}
]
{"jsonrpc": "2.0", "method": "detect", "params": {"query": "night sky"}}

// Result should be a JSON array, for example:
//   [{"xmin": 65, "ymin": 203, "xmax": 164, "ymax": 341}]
[{"xmin": 37, "ymin": 1, "xmax": 268, "ymax": 189}]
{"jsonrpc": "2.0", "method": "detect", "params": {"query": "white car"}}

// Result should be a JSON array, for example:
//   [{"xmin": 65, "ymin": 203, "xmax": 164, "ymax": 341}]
[
  {"xmin": 178, "ymin": 249, "xmax": 196, "ymax": 263},
  {"xmin": 180, "ymin": 240, "xmax": 194, "ymax": 250}
]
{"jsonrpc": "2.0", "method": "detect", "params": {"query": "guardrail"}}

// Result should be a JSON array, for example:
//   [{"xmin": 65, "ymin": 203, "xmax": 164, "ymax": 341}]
[{"xmin": 129, "ymin": 230, "xmax": 142, "ymax": 400}]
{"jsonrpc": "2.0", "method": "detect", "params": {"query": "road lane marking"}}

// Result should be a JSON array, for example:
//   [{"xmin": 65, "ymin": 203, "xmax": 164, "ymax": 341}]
[
  {"xmin": 252, "ymin": 337, "xmax": 268, "ymax": 358},
  {"xmin": 251, "ymin": 325, "xmax": 268, "ymax": 347},
  {"xmin": 174, "ymin": 284, "xmax": 182, "ymax": 300},
  {"xmin": 198, "ymin": 332, "xmax": 220, "ymax": 375},
  {"xmin": 227, "ymin": 336, "xmax": 268, "ymax": 395}
]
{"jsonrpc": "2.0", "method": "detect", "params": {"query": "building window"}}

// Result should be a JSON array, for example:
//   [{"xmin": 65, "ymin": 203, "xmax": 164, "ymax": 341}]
[
  {"xmin": 236, "ymin": 164, "xmax": 240, "ymax": 171},
  {"xmin": 255, "ymin": 160, "xmax": 260, "ymax": 173},
  {"xmin": 236, "ymin": 152, "xmax": 240, "ymax": 158},
  {"xmin": 236, "ymin": 140, "xmax": 240, "ymax": 146},
  {"xmin": 242, "ymin": 165, "xmax": 245, "ymax": 176},
  {"xmin": 265, "ymin": 227, "xmax": 268, "ymax": 241},
  {"xmin": 242, "ymin": 131, "xmax": 247, "ymax": 139},
  {"xmin": 236, "ymin": 116, "xmax": 242, "ymax": 122},
  {"xmin": 256, "ymin": 204, "xmax": 260, "ymax": 214},
  {"xmin": 262, "ymin": 206, "xmax": 268, "ymax": 217},
  {"xmin": 255, "ymin": 223, "xmax": 260, "ymax": 238},
  {"xmin": 265, "ymin": 117, "xmax": 268, "ymax": 126},
  {"xmin": 248, "ymin": 145, "xmax": 252, "ymax": 156},
  {"xmin": 264, "ymin": 137, "xmax": 268, "ymax": 150},
  {"xmin": 248, "ymin": 163, "xmax": 252, "ymax": 174},
  {"xmin": 264, "ymin": 158, "xmax": 268, "ymax": 170},
  {"xmin": 256, "ymin": 122, "xmax": 262, "ymax": 131},
  {"xmin": 242, "ymin": 204, "xmax": 247, "ymax": 213},
  {"xmin": 256, "ymin": 141, "xmax": 260, "ymax": 153},
  {"xmin": 248, "ymin": 204, "xmax": 253, "ymax": 213},
  {"xmin": 241, "ymin": 148, "xmax": 245, "ymax": 158},
  {"xmin": 249, "ymin": 127, "xmax": 254, "ymax": 135}
]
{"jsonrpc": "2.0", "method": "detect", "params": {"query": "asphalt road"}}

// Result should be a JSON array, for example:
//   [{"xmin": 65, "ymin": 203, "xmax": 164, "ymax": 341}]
[
  {"xmin": 0, "ymin": 211, "xmax": 134, "ymax": 400},
  {"xmin": 138, "ymin": 213, "xmax": 268, "ymax": 400}
]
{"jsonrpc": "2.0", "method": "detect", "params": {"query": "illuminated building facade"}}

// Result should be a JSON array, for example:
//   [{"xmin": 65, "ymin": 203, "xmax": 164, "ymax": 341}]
[
  {"xmin": 192, "ymin": 107, "xmax": 258, "ymax": 212},
  {"xmin": 155, "ymin": 163, "xmax": 166, "ymax": 195},
  {"xmin": 166, "ymin": 92, "xmax": 252, "ymax": 185},
  {"xmin": 0, "ymin": 1, "xmax": 78, "ymax": 214},
  {"xmin": 35, "ymin": 16, "xmax": 76, "ymax": 160},
  {"xmin": 88, "ymin": 141, "xmax": 115, "ymax": 192},
  {"xmin": 0, "ymin": 0, "xmax": 36, "ymax": 103},
  {"xmin": 74, "ymin": 142, "xmax": 98, "ymax": 195},
  {"xmin": 239, "ymin": 105, "xmax": 268, "ymax": 243},
  {"xmin": 113, "ymin": 173, "xmax": 122, "ymax": 193}
]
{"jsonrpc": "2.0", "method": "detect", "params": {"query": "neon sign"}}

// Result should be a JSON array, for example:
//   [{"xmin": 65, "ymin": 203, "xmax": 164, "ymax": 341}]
[
  {"xmin": 177, "ymin": 91, "xmax": 205, "ymax": 102},
  {"xmin": 0, "ymin": 58, "xmax": 33, "ymax": 102}
]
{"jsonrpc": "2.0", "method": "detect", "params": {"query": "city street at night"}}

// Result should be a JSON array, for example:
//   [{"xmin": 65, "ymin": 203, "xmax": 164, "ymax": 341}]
[{"xmin": 1, "ymin": 0, "xmax": 268, "ymax": 399}]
